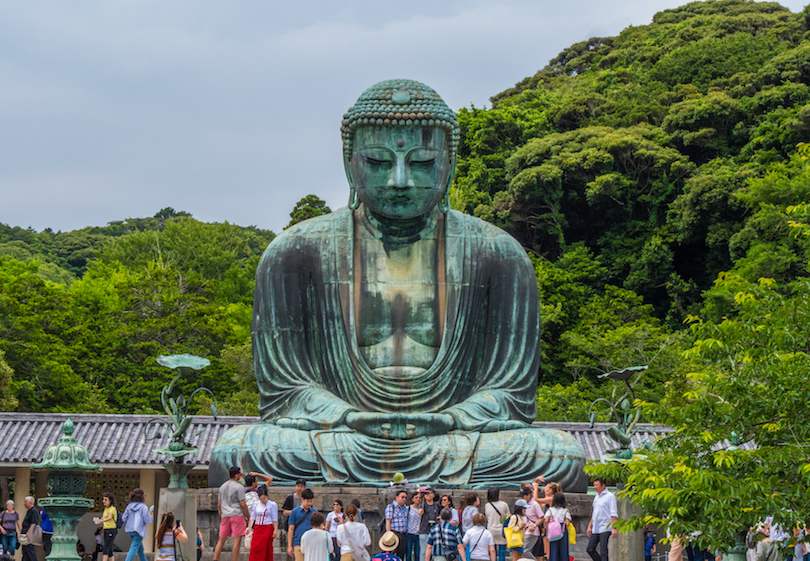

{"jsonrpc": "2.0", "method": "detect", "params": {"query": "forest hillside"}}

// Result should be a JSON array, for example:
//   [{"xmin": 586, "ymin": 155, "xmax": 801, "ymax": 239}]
[{"xmin": 1, "ymin": 0, "xmax": 809, "ymax": 419}]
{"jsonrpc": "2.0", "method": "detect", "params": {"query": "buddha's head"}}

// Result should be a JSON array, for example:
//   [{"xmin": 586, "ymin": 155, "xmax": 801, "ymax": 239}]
[{"xmin": 342, "ymin": 79, "xmax": 460, "ymax": 220}]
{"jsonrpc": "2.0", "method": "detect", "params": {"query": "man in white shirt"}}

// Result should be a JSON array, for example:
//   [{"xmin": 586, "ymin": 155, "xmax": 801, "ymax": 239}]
[{"xmin": 586, "ymin": 478, "xmax": 618, "ymax": 561}]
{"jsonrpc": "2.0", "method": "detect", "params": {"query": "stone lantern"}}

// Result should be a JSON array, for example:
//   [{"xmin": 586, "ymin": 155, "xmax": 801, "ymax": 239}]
[{"xmin": 32, "ymin": 419, "xmax": 102, "ymax": 561}]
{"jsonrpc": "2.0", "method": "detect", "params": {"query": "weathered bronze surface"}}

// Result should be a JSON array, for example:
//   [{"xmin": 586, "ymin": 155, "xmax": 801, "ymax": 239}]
[
  {"xmin": 33, "ymin": 420, "xmax": 99, "ymax": 561},
  {"xmin": 211, "ymin": 79, "xmax": 587, "ymax": 490}
]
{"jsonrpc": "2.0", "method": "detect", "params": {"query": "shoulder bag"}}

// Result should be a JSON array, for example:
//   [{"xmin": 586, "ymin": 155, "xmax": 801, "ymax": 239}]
[
  {"xmin": 438, "ymin": 523, "xmax": 459, "ymax": 561},
  {"xmin": 21, "ymin": 525, "xmax": 43, "ymax": 547},
  {"xmin": 503, "ymin": 516, "xmax": 523, "ymax": 549},
  {"xmin": 341, "ymin": 524, "xmax": 370, "ymax": 561},
  {"xmin": 467, "ymin": 528, "xmax": 486, "ymax": 559}
]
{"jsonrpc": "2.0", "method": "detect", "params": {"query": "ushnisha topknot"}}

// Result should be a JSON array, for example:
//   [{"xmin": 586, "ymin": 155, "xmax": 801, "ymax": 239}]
[{"xmin": 341, "ymin": 79, "xmax": 461, "ymax": 161}]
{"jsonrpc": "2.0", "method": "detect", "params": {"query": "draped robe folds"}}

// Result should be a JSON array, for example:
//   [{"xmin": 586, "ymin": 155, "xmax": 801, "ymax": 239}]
[{"xmin": 210, "ymin": 207, "xmax": 587, "ymax": 490}]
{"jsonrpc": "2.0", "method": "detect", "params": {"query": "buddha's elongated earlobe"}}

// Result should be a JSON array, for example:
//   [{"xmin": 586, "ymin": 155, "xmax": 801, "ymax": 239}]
[
  {"xmin": 349, "ymin": 186, "xmax": 360, "ymax": 210},
  {"xmin": 438, "ymin": 155, "xmax": 457, "ymax": 213},
  {"xmin": 344, "ymin": 154, "xmax": 361, "ymax": 210}
]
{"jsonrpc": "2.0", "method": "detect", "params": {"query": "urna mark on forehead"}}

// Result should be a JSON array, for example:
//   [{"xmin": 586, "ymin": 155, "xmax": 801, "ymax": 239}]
[{"xmin": 341, "ymin": 79, "xmax": 460, "ymax": 160}]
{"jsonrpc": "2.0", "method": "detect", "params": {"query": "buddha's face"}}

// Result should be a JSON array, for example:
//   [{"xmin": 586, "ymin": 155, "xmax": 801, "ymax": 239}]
[{"xmin": 349, "ymin": 126, "xmax": 451, "ymax": 220}]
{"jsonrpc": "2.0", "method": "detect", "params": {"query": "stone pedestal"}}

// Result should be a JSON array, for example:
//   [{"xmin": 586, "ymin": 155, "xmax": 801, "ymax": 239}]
[
  {"xmin": 613, "ymin": 492, "xmax": 644, "ymax": 561},
  {"xmin": 159, "ymin": 488, "xmax": 197, "ymax": 561},
  {"xmin": 39, "ymin": 496, "xmax": 94, "ymax": 561},
  {"xmin": 724, "ymin": 533, "xmax": 748, "ymax": 561}
]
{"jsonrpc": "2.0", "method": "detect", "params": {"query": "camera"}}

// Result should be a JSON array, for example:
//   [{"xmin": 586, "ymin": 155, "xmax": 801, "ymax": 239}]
[{"xmin": 175, "ymin": 520, "xmax": 181, "ymax": 528}]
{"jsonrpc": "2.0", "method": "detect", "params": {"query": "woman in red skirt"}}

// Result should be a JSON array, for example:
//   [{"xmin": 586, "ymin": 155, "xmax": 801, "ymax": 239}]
[{"xmin": 248, "ymin": 487, "xmax": 278, "ymax": 561}]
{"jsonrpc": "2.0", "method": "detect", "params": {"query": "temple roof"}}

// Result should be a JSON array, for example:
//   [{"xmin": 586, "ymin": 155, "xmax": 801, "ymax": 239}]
[{"xmin": 0, "ymin": 412, "xmax": 675, "ymax": 466}]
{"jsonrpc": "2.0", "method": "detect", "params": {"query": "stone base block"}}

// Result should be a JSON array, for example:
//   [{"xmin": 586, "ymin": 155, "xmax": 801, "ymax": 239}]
[{"xmin": 159, "ymin": 488, "xmax": 198, "ymax": 561}]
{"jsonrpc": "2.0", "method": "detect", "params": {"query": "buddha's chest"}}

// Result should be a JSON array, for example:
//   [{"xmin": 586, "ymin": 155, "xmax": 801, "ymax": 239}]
[{"xmin": 354, "ymin": 237, "xmax": 442, "ymax": 370}]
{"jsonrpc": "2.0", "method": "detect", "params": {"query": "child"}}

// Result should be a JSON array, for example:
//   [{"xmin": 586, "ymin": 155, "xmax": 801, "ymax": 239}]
[{"xmin": 644, "ymin": 529, "xmax": 656, "ymax": 561}]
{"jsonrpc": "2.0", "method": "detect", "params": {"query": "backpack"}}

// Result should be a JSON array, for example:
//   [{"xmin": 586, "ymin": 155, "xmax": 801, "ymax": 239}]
[
  {"xmin": 115, "ymin": 508, "xmax": 124, "ymax": 530},
  {"xmin": 547, "ymin": 509, "xmax": 566, "ymax": 542}
]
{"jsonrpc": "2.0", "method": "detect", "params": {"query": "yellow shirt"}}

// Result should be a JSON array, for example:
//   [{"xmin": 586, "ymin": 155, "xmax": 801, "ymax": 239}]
[{"xmin": 103, "ymin": 507, "xmax": 117, "ymax": 529}]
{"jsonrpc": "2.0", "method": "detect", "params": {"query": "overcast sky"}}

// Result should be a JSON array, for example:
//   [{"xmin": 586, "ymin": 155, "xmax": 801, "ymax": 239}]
[{"xmin": 1, "ymin": 0, "xmax": 806, "ymax": 234}]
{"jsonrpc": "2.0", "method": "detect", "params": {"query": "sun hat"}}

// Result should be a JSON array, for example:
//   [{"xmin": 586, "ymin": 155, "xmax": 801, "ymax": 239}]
[{"xmin": 379, "ymin": 531, "xmax": 400, "ymax": 552}]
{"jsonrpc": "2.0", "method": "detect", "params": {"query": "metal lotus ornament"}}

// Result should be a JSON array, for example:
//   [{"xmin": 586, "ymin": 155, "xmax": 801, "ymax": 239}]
[
  {"xmin": 588, "ymin": 365, "xmax": 652, "ymax": 461},
  {"xmin": 144, "ymin": 354, "xmax": 218, "ymax": 487}
]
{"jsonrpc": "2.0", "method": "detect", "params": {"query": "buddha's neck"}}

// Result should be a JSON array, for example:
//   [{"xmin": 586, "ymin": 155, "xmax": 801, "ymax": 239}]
[{"xmin": 362, "ymin": 207, "xmax": 440, "ymax": 243}]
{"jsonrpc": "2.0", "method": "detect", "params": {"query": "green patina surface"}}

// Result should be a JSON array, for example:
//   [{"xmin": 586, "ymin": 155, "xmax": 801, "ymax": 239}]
[
  {"xmin": 33, "ymin": 420, "xmax": 100, "ymax": 561},
  {"xmin": 211, "ymin": 80, "xmax": 587, "ymax": 490}
]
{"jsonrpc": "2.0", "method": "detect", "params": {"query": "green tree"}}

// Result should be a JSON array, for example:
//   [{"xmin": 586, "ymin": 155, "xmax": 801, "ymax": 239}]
[
  {"xmin": 285, "ymin": 195, "xmax": 332, "ymax": 229},
  {"xmin": 588, "ymin": 273, "xmax": 810, "ymax": 555},
  {"xmin": 0, "ymin": 347, "xmax": 18, "ymax": 411}
]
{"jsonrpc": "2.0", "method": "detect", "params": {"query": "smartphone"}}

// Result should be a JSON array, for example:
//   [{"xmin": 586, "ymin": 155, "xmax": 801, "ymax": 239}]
[{"xmin": 176, "ymin": 520, "xmax": 181, "ymax": 528}]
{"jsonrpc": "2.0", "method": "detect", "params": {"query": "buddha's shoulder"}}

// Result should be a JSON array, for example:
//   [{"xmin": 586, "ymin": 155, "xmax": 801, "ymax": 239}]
[
  {"xmin": 262, "ymin": 207, "xmax": 352, "ymax": 253},
  {"xmin": 447, "ymin": 210, "xmax": 526, "ymax": 256}
]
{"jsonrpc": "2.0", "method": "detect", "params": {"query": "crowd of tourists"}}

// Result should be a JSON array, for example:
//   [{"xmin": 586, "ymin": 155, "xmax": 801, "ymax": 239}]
[{"xmin": 210, "ymin": 467, "xmax": 621, "ymax": 561}]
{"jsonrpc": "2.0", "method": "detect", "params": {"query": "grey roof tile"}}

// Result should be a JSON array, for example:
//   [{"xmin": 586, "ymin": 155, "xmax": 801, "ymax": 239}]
[{"xmin": 0, "ymin": 413, "xmax": 742, "ymax": 466}]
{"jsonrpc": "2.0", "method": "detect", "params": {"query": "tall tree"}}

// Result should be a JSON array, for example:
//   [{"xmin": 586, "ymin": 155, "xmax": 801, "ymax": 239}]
[{"xmin": 285, "ymin": 195, "xmax": 332, "ymax": 229}]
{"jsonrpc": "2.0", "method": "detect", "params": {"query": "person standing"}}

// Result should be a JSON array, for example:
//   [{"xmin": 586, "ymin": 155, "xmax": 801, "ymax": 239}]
[
  {"xmin": 425, "ymin": 509, "xmax": 463, "ymax": 561},
  {"xmin": 419, "ymin": 489, "xmax": 441, "ymax": 561},
  {"xmin": 484, "ymin": 489, "xmax": 509, "ymax": 561},
  {"xmin": 326, "ymin": 499, "xmax": 345, "ymax": 561},
  {"xmin": 248, "ymin": 487, "xmax": 278, "ymax": 561},
  {"xmin": 586, "ymin": 478, "xmax": 618, "ymax": 561},
  {"xmin": 644, "ymin": 529, "xmax": 656, "ymax": 561},
  {"xmin": 301, "ymin": 513, "xmax": 333, "ymax": 561},
  {"xmin": 245, "ymin": 472, "xmax": 273, "ymax": 518},
  {"xmin": 523, "ymin": 490, "xmax": 544, "ymax": 561},
  {"xmin": 532, "ymin": 479, "xmax": 560, "ymax": 558},
  {"xmin": 336, "ymin": 505, "xmax": 371, "ymax": 561},
  {"xmin": 197, "ymin": 530, "xmax": 205, "ymax": 561},
  {"xmin": 154, "ymin": 511, "xmax": 189, "ymax": 561},
  {"xmin": 288, "ymin": 488, "xmax": 318, "ymax": 561},
  {"xmin": 439, "ymin": 497, "xmax": 459, "ymax": 527},
  {"xmin": 375, "ymin": 532, "xmax": 403, "ymax": 561},
  {"xmin": 39, "ymin": 508, "xmax": 53, "ymax": 558},
  {"xmin": 20, "ymin": 497, "xmax": 39, "ymax": 561},
  {"xmin": 385, "ymin": 490, "xmax": 410, "ymax": 561},
  {"xmin": 214, "ymin": 467, "xmax": 250, "ymax": 561},
  {"xmin": 463, "ymin": 514, "xmax": 495, "ymax": 561},
  {"xmin": 95, "ymin": 492, "xmax": 118, "ymax": 561},
  {"xmin": 122, "ymin": 488, "xmax": 154, "ymax": 561},
  {"xmin": 406, "ymin": 492, "xmax": 422, "ymax": 561},
  {"xmin": 505, "ymin": 505, "xmax": 526, "ymax": 561},
  {"xmin": 283, "ymin": 479, "xmax": 307, "ymax": 519},
  {"xmin": 461, "ymin": 494, "xmax": 479, "ymax": 536},
  {"xmin": 543, "ymin": 493, "xmax": 571, "ymax": 561},
  {"xmin": 1, "ymin": 500, "xmax": 21, "ymax": 559}
]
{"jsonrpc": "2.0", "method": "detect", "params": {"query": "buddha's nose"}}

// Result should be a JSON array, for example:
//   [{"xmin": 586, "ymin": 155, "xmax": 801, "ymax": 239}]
[{"xmin": 387, "ymin": 158, "xmax": 415, "ymax": 189}]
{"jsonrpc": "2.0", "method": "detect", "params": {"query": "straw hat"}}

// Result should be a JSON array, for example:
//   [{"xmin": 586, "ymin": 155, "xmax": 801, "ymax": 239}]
[{"xmin": 379, "ymin": 531, "xmax": 400, "ymax": 552}]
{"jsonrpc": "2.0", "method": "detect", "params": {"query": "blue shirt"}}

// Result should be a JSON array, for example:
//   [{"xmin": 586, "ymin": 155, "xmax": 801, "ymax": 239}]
[
  {"xmin": 122, "ymin": 502, "xmax": 153, "ymax": 539},
  {"xmin": 288, "ymin": 506, "xmax": 318, "ymax": 546},
  {"xmin": 371, "ymin": 553, "xmax": 401, "ymax": 561},
  {"xmin": 40, "ymin": 511, "xmax": 53, "ymax": 533}
]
